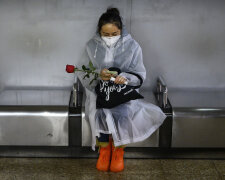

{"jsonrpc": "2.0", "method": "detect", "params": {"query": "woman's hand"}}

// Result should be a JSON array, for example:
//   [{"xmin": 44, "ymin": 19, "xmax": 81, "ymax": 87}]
[
  {"xmin": 114, "ymin": 75, "xmax": 127, "ymax": 84},
  {"xmin": 100, "ymin": 68, "xmax": 112, "ymax": 81},
  {"xmin": 100, "ymin": 68, "xmax": 127, "ymax": 84}
]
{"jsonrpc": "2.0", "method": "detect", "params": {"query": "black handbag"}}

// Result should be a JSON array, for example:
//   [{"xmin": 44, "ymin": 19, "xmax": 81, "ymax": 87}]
[{"xmin": 95, "ymin": 67, "xmax": 144, "ymax": 109}]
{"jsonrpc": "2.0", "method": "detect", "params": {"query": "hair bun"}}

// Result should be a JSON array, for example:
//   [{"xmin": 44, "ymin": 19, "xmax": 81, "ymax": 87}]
[{"xmin": 106, "ymin": 7, "xmax": 120, "ymax": 16}]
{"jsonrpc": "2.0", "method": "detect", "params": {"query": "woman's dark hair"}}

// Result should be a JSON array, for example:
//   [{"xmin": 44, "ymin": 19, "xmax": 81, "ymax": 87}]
[{"xmin": 97, "ymin": 7, "xmax": 123, "ymax": 34}]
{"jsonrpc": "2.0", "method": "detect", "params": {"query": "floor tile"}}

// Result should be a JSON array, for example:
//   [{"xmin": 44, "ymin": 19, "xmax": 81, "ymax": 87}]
[
  {"xmin": 0, "ymin": 158, "xmax": 224, "ymax": 180},
  {"xmin": 164, "ymin": 175, "xmax": 222, "ymax": 180},
  {"xmin": 126, "ymin": 173, "xmax": 165, "ymax": 180},
  {"xmin": 161, "ymin": 159, "xmax": 219, "ymax": 176},
  {"xmin": 72, "ymin": 172, "xmax": 127, "ymax": 180},
  {"xmin": 75, "ymin": 159, "xmax": 98, "ymax": 174},
  {"xmin": 124, "ymin": 159, "xmax": 164, "ymax": 175},
  {"xmin": 214, "ymin": 160, "xmax": 225, "ymax": 177}
]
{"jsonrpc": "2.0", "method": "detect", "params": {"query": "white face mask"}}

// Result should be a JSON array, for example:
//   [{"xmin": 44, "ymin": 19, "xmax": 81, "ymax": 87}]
[{"xmin": 101, "ymin": 35, "xmax": 121, "ymax": 47}]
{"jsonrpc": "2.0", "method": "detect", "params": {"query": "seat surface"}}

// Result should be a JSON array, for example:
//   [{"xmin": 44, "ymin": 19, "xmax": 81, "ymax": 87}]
[
  {"xmin": 168, "ymin": 88, "xmax": 225, "ymax": 108},
  {"xmin": 0, "ymin": 89, "xmax": 71, "ymax": 106}
]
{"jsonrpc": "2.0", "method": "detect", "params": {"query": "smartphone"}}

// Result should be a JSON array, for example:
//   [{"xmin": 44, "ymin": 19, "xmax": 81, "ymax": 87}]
[{"xmin": 107, "ymin": 70, "xmax": 118, "ymax": 76}]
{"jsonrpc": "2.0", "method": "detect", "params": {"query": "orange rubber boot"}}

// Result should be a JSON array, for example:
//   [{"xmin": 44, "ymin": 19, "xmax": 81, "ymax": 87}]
[
  {"xmin": 110, "ymin": 144, "xmax": 124, "ymax": 172},
  {"xmin": 96, "ymin": 139, "xmax": 112, "ymax": 171}
]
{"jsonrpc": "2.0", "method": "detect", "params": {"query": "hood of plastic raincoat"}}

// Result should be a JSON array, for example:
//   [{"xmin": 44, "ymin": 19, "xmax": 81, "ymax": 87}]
[
  {"xmin": 91, "ymin": 24, "xmax": 131, "ymax": 58},
  {"xmin": 92, "ymin": 24, "xmax": 130, "ymax": 42},
  {"xmin": 85, "ymin": 24, "xmax": 146, "ymax": 81}
]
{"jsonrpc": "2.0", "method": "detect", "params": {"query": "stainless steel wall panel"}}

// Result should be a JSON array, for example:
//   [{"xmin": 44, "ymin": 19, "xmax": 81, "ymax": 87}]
[
  {"xmin": 0, "ymin": 106, "xmax": 69, "ymax": 146},
  {"xmin": 0, "ymin": 89, "xmax": 70, "ymax": 146},
  {"xmin": 172, "ymin": 107, "xmax": 225, "ymax": 147}
]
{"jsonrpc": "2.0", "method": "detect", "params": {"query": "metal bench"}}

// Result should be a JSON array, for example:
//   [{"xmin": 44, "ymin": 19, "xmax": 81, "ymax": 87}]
[
  {"xmin": 0, "ymin": 77, "xmax": 224, "ymax": 158},
  {"xmin": 156, "ymin": 76, "xmax": 225, "ymax": 148}
]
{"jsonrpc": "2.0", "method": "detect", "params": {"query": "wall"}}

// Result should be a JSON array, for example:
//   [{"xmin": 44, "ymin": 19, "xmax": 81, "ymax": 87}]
[
  {"xmin": 0, "ymin": 0, "xmax": 225, "ymax": 91},
  {"xmin": 131, "ymin": 0, "xmax": 225, "ymax": 90},
  {"xmin": 0, "ymin": 0, "xmax": 131, "ymax": 89}
]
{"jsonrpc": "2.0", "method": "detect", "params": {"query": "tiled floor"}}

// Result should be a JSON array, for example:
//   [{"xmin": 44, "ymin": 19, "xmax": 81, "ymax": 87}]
[{"xmin": 0, "ymin": 158, "xmax": 224, "ymax": 180}]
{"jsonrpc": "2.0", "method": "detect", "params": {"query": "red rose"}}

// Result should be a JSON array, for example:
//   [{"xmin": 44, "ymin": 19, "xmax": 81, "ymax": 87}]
[{"xmin": 66, "ymin": 65, "xmax": 75, "ymax": 73}]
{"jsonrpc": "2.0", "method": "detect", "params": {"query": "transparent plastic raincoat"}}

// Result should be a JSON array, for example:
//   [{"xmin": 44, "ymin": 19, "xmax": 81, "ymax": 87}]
[{"xmin": 77, "ymin": 24, "xmax": 167, "ymax": 151}]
